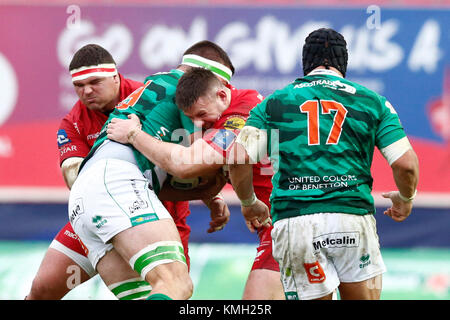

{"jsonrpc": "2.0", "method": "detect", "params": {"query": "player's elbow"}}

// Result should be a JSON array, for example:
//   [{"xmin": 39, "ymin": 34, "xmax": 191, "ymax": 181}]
[
  {"xmin": 61, "ymin": 157, "xmax": 84, "ymax": 189},
  {"xmin": 168, "ymin": 164, "xmax": 197, "ymax": 179},
  {"xmin": 391, "ymin": 149, "xmax": 419, "ymax": 181}
]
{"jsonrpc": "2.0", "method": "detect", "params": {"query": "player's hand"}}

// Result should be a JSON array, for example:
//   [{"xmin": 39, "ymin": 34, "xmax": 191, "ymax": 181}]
[
  {"xmin": 207, "ymin": 197, "xmax": 230, "ymax": 233},
  {"xmin": 106, "ymin": 114, "xmax": 141, "ymax": 144},
  {"xmin": 241, "ymin": 199, "xmax": 271, "ymax": 233},
  {"xmin": 381, "ymin": 191, "xmax": 413, "ymax": 222}
]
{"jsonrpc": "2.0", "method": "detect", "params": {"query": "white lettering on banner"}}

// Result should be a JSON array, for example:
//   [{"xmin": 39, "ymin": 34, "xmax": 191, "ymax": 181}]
[
  {"xmin": 140, "ymin": 17, "xmax": 206, "ymax": 69},
  {"xmin": 217, "ymin": 17, "xmax": 329, "ymax": 73},
  {"xmin": 342, "ymin": 20, "xmax": 403, "ymax": 72},
  {"xmin": 0, "ymin": 53, "xmax": 18, "ymax": 126},
  {"xmin": 57, "ymin": 20, "xmax": 133, "ymax": 68},
  {"xmin": 408, "ymin": 19, "xmax": 443, "ymax": 74},
  {"xmin": 56, "ymin": 15, "xmax": 443, "ymax": 76}
]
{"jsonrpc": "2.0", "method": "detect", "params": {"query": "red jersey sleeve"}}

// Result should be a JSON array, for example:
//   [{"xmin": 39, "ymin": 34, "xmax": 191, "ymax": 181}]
[
  {"xmin": 203, "ymin": 128, "xmax": 239, "ymax": 158},
  {"xmin": 57, "ymin": 113, "xmax": 91, "ymax": 165}
]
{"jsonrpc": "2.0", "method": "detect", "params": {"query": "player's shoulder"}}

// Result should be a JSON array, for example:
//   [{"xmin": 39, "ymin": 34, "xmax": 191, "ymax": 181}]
[
  {"xmin": 300, "ymin": 73, "xmax": 385, "ymax": 104},
  {"xmin": 121, "ymin": 75, "xmax": 144, "ymax": 92},
  {"xmin": 231, "ymin": 86, "xmax": 264, "ymax": 104},
  {"xmin": 63, "ymin": 99, "xmax": 85, "ymax": 122},
  {"xmin": 59, "ymin": 100, "xmax": 83, "ymax": 136},
  {"xmin": 342, "ymin": 77, "xmax": 389, "ymax": 112},
  {"xmin": 141, "ymin": 69, "xmax": 181, "ymax": 100},
  {"xmin": 341, "ymin": 77, "xmax": 382, "ymax": 98},
  {"xmin": 144, "ymin": 69, "xmax": 182, "ymax": 85},
  {"xmin": 62, "ymin": 100, "xmax": 105, "ymax": 128}
]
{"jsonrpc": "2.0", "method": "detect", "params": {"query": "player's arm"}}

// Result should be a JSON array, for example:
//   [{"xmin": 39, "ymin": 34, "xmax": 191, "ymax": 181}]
[
  {"xmin": 157, "ymin": 170, "xmax": 229, "ymax": 233},
  {"xmin": 61, "ymin": 157, "xmax": 84, "ymax": 189},
  {"xmin": 158, "ymin": 170, "xmax": 227, "ymax": 201},
  {"xmin": 229, "ymin": 160, "xmax": 271, "ymax": 233},
  {"xmin": 380, "ymin": 138, "xmax": 419, "ymax": 221},
  {"xmin": 200, "ymin": 193, "xmax": 230, "ymax": 233},
  {"xmin": 57, "ymin": 119, "xmax": 90, "ymax": 189},
  {"xmin": 375, "ymin": 97, "xmax": 420, "ymax": 221},
  {"xmin": 106, "ymin": 113, "xmax": 225, "ymax": 178},
  {"xmin": 229, "ymin": 126, "xmax": 271, "ymax": 232},
  {"xmin": 228, "ymin": 98, "xmax": 272, "ymax": 231}
]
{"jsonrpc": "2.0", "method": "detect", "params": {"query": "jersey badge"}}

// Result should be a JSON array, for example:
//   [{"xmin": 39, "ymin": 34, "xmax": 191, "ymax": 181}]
[
  {"xmin": 223, "ymin": 116, "xmax": 246, "ymax": 130},
  {"xmin": 210, "ymin": 129, "xmax": 237, "ymax": 151},
  {"xmin": 57, "ymin": 129, "xmax": 71, "ymax": 147}
]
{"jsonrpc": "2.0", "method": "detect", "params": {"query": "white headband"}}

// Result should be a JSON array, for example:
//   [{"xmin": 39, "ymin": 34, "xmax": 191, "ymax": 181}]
[
  {"xmin": 70, "ymin": 63, "xmax": 118, "ymax": 82},
  {"xmin": 181, "ymin": 54, "xmax": 232, "ymax": 83}
]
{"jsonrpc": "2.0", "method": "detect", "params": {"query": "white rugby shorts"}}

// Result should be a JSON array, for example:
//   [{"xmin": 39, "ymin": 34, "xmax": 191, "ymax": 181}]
[
  {"xmin": 271, "ymin": 213, "xmax": 386, "ymax": 300},
  {"xmin": 69, "ymin": 158, "xmax": 172, "ymax": 270}
]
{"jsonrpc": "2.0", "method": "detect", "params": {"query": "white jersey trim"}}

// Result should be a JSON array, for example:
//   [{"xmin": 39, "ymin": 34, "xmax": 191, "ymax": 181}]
[{"xmin": 379, "ymin": 136, "xmax": 412, "ymax": 166}]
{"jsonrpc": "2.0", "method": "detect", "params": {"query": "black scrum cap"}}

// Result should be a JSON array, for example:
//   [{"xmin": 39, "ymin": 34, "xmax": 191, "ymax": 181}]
[{"xmin": 302, "ymin": 28, "xmax": 348, "ymax": 77}]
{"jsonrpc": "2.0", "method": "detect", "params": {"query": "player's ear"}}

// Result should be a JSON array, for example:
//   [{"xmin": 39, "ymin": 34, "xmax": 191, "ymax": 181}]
[
  {"xmin": 216, "ymin": 88, "xmax": 227, "ymax": 103},
  {"xmin": 113, "ymin": 74, "xmax": 120, "ymax": 85}
]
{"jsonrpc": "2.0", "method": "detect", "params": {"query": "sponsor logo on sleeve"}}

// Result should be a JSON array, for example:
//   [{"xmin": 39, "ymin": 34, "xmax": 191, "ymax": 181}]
[
  {"xmin": 223, "ymin": 116, "xmax": 246, "ymax": 130},
  {"xmin": 210, "ymin": 129, "xmax": 237, "ymax": 151},
  {"xmin": 57, "ymin": 129, "xmax": 71, "ymax": 147},
  {"xmin": 60, "ymin": 145, "xmax": 77, "ymax": 156}
]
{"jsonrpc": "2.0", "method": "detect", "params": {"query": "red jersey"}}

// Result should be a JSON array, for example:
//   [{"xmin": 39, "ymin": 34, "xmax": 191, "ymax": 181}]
[
  {"xmin": 203, "ymin": 85, "xmax": 274, "ymax": 196},
  {"xmin": 57, "ymin": 74, "xmax": 143, "ymax": 165}
]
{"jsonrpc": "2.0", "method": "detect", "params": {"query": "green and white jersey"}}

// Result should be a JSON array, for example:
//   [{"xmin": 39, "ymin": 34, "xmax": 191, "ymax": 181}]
[
  {"xmin": 85, "ymin": 69, "xmax": 195, "ymax": 194},
  {"xmin": 245, "ymin": 69, "xmax": 406, "ymax": 222}
]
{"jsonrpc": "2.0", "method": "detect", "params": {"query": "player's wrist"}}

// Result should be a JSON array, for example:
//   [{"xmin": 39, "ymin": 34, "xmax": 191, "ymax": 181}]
[
  {"xmin": 127, "ymin": 124, "xmax": 142, "ymax": 144},
  {"xmin": 398, "ymin": 189, "xmax": 417, "ymax": 202},
  {"xmin": 240, "ymin": 192, "xmax": 257, "ymax": 207},
  {"xmin": 204, "ymin": 192, "xmax": 224, "ymax": 208}
]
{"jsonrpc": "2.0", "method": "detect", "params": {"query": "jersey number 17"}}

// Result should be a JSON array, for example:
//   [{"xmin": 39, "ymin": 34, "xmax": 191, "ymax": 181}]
[{"xmin": 299, "ymin": 100, "xmax": 348, "ymax": 145}]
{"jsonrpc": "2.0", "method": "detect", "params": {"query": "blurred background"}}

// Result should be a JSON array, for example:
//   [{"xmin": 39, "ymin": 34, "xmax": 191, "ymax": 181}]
[{"xmin": 0, "ymin": 0, "xmax": 449, "ymax": 300}]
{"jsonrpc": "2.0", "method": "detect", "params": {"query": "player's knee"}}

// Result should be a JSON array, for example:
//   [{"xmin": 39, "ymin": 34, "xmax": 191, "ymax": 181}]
[
  {"xmin": 157, "ymin": 265, "xmax": 193, "ymax": 299},
  {"xmin": 181, "ymin": 277, "xmax": 193, "ymax": 299},
  {"xmin": 175, "ymin": 270, "xmax": 193, "ymax": 299}
]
